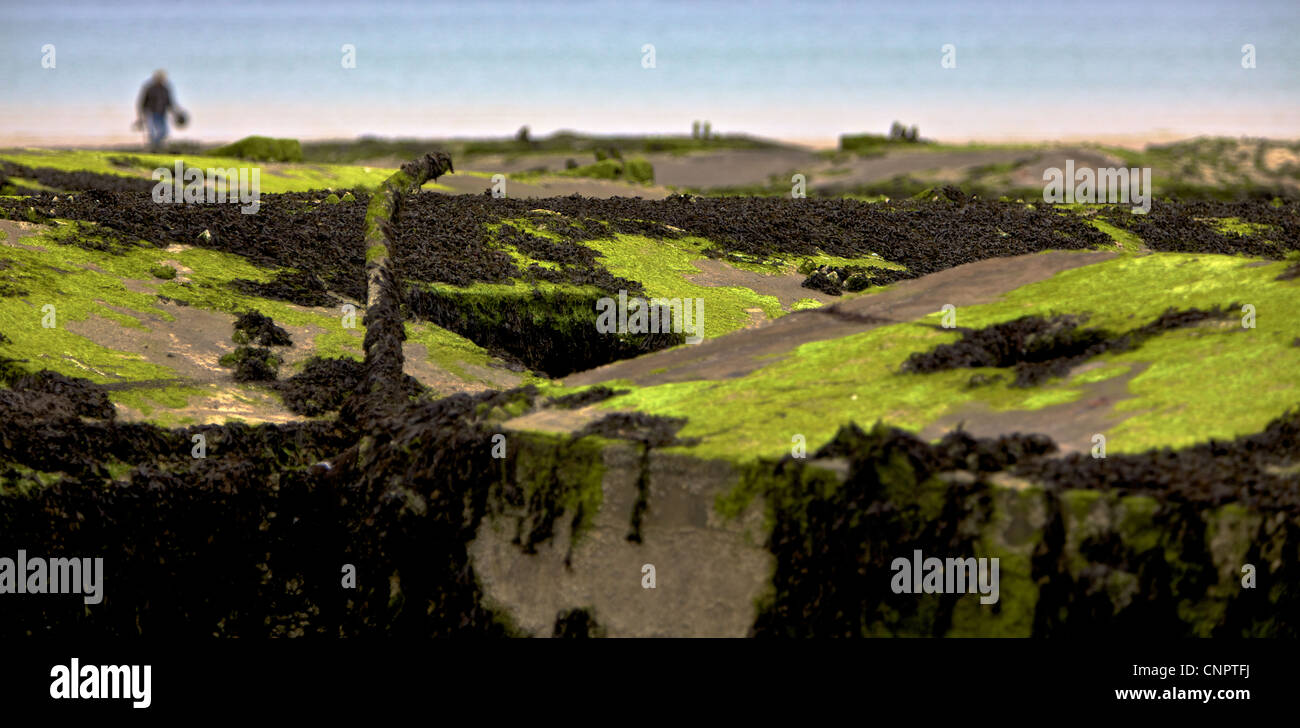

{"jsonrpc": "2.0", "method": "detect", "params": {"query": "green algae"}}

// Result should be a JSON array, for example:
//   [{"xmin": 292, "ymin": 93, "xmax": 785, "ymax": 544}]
[
  {"xmin": 591, "ymin": 322, "xmax": 1082, "ymax": 461},
  {"xmin": 404, "ymin": 320, "xmax": 542, "ymax": 386},
  {"xmin": 547, "ymin": 156, "xmax": 654, "ymax": 184},
  {"xmin": 0, "ymin": 220, "xmax": 378, "ymax": 423},
  {"xmin": 151, "ymin": 247, "xmax": 364, "ymax": 362},
  {"xmin": 1085, "ymin": 217, "xmax": 1145, "ymax": 253},
  {"xmin": 415, "ymin": 279, "xmax": 606, "ymax": 324},
  {"xmin": 111, "ymin": 383, "xmax": 209, "ymax": 415},
  {"xmin": 1069, "ymin": 363, "xmax": 1131, "ymax": 385},
  {"xmin": 406, "ymin": 277, "xmax": 676, "ymax": 377},
  {"xmin": 1205, "ymin": 217, "xmax": 1276, "ymax": 238},
  {"xmin": 208, "ymin": 136, "xmax": 303, "ymax": 163},
  {"xmin": 1117, "ymin": 494, "xmax": 1163, "ymax": 557},
  {"xmin": 623, "ymin": 157, "xmax": 654, "ymax": 184},
  {"xmin": 703, "ymin": 247, "xmax": 906, "ymax": 280},
  {"xmin": 404, "ymin": 321, "xmax": 494, "ymax": 378},
  {"xmin": 1047, "ymin": 487, "xmax": 1255, "ymax": 636},
  {"xmin": 505, "ymin": 432, "xmax": 607, "ymax": 549},
  {"xmin": 492, "ymin": 218, "xmax": 898, "ymax": 334},
  {"xmin": 947, "ymin": 484, "xmax": 1047, "ymax": 637},
  {"xmin": 489, "ymin": 220, "xmax": 789, "ymax": 338},
  {"xmin": 483, "ymin": 221, "xmax": 564, "ymax": 271},
  {"xmin": 0, "ymin": 149, "xmax": 394, "ymax": 193},
  {"xmin": 0, "ymin": 223, "xmax": 179, "ymax": 383},
  {"xmin": 589, "ymin": 251, "xmax": 1300, "ymax": 462},
  {"xmin": 735, "ymin": 424, "xmax": 1005, "ymax": 637},
  {"xmin": 978, "ymin": 253, "xmax": 1300, "ymax": 451},
  {"xmin": 579, "ymin": 233, "xmax": 783, "ymax": 338},
  {"xmin": 793, "ymin": 252, "xmax": 907, "ymax": 274}
]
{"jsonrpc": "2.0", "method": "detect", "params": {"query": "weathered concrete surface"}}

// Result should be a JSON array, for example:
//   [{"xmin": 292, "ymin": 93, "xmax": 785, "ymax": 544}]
[{"xmin": 470, "ymin": 443, "xmax": 773, "ymax": 637}]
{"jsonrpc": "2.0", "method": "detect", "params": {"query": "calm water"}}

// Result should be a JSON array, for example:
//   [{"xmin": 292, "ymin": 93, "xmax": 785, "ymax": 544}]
[{"xmin": 1, "ymin": 0, "xmax": 1297, "ymax": 145}]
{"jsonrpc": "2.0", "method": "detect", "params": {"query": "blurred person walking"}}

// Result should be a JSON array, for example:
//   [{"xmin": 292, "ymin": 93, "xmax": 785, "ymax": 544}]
[{"xmin": 134, "ymin": 70, "xmax": 186, "ymax": 151}]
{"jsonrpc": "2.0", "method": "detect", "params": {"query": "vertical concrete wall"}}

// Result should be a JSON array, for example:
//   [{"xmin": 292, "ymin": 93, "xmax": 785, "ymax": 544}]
[{"xmin": 470, "ymin": 442, "xmax": 773, "ymax": 637}]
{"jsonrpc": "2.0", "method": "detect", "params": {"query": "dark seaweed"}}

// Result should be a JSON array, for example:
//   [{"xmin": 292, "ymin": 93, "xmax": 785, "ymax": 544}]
[
  {"xmin": 275, "ymin": 356, "xmax": 423, "ymax": 417},
  {"xmin": 547, "ymin": 386, "xmax": 626, "ymax": 409},
  {"xmin": 752, "ymin": 414, "xmax": 1300, "ymax": 637},
  {"xmin": 233, "ymin": 310, "xmax": 293, "ymax": 347},
  {"xmin": 575, "ymin": 411, "xmax": 695, "ymax": 448},
  {"xmin": 220, "ymin": 346, "xmax": 281, "ymax": 382},
  {"xmin": 552, "ymin": 608, "xmax": 603, "ymax": 638},
  {"xmin": 2, "ymin": 369, "xmax": 115, "ymax": 420},
  {"xmin": 902, "ymin": 306, "xmax": 1236, "ymax": 386}
]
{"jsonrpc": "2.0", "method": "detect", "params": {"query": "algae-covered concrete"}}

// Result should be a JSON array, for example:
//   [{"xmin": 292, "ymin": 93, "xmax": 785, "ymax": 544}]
[
  {"xmin": 473, "ymin": 424, "xmax": 1294, "ymax": 637},
  {"xmin": 471, "ymin": 438, "xmax": 771, "ymax": 637}
]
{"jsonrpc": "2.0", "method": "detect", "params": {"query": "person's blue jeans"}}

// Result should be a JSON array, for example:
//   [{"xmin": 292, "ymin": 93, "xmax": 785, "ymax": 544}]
[{"xmin": 145, "ymin": 111, "xmax": 168, "ymax": 150}]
